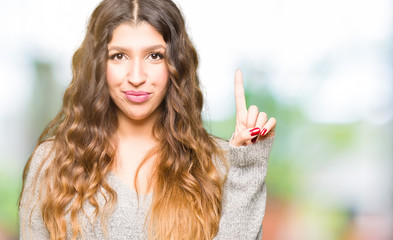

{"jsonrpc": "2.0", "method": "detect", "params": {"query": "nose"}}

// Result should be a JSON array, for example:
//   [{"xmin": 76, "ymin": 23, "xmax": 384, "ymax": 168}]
[{"xmin": 127, "ymin": 60, "xmax": 146, "ymax": 87}]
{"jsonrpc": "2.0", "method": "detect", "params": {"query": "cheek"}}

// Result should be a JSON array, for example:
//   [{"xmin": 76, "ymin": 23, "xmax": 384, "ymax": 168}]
[
  {"xmin": 158, "ymin": 65, "xmax": 169, "ymax": 83},
  {"xmin": 159, "ymin": 68, "xmax": 170, "ymax": 94},
  {"xmin": 148, "ymin": 64, "xmax": 170, "ymax": 91},
  {"xmin": 106, "ymin": 63, "xmax": 125, "ymax": 87}
]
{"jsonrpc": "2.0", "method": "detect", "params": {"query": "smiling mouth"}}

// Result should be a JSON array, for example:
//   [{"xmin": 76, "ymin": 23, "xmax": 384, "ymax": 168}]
[{"xmin": 124, "ymin": 90, "xmax": 150, "ymax": 103}]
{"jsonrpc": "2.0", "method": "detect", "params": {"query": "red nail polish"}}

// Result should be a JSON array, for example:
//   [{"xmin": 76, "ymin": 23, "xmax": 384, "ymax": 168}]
[
  {"xmin": 250, "ymin": 127, "xmax": 261, "ymax": 136},
  {"xmin": 260, "ymin": 128, "xmax": 267, "ymax": 136},
  {"xmin": 251, "ymin": 137, "xmax": 257, "ymax": 143}
]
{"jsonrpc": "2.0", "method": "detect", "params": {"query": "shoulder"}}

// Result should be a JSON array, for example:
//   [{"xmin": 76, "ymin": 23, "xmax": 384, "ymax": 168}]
[
  {"xmin": 23, "ymin": 140, "xmax": 55, "ymax": 189},
  {"xmin": 29, "ymin": 140, "xmax": 55, "ymax": 174},
  {"xmin": 20, "ymin": 140, "xmax": 55, "ymax": 205},
  {"xmin": 33, "ymin": 140, "xmax": 54, "ymax": 162},
  {"xmin": 19, "ymin": 140, "xmax": 54, "ymax": 239}
]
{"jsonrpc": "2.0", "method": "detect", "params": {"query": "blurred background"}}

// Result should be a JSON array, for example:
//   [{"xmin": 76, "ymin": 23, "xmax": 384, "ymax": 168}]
[{"xmin": 0, "ymin": 0, "xmax": 392, "ymax": 239}]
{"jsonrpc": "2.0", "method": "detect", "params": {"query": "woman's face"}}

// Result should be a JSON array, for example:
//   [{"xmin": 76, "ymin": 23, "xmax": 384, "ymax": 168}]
[{"xmin": 106, "ymin": 22, "xmax": 169, "ymax": 123}]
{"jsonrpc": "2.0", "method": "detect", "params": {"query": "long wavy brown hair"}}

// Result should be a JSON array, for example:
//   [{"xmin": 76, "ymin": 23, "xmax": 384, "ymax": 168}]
[{"xmin": 20, "ymin": 0, "xmax": 226, "ymax": 239}]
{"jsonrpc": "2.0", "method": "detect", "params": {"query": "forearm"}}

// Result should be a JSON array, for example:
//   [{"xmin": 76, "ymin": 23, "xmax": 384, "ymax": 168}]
[{"xmin": 215, "ymin": 137, "xmax": 274, "ymax": 240}]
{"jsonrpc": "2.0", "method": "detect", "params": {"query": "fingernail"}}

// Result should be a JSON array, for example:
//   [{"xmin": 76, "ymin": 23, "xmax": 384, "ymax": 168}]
[
  {"xmin": 250, "ymin": 127, "xmax": 261, "ymax": 136},
  {"xmin": 251, "ymin": 137, "xmax": 257, "ymax": 143},
  {"xmin": 260, "ymin": 128, "xmax": 267, "ymax": 136}
]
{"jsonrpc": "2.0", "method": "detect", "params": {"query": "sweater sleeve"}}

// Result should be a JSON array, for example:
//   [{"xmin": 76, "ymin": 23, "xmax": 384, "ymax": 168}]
[
  {"xmin": 19, "ymin": 141, "xmax": 53, "ymax": 240},
  {"xmin": 214, "ymin": 136, "xmax": 274, "ymax": 240}
]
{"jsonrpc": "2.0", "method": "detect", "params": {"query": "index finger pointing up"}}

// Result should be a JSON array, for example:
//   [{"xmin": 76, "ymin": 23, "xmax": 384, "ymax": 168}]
[{"xmin": 235, "ymin": 69, "xmax": 247, "ymax": 113}]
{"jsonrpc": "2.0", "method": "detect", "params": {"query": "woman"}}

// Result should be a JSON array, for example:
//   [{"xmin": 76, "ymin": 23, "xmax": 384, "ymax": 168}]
[{"xmin": 19, "ymin": 0, "xmax": 276, "ymax": 239}]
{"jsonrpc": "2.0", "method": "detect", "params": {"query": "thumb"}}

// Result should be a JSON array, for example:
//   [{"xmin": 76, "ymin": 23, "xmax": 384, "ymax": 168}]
[{"xmin": 230, "ymin": 127, "xmax": 261, "ymax": 147}]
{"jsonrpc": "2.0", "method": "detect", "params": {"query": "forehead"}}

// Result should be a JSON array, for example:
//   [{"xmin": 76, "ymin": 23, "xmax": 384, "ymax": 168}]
[{"xmin": 108, "ymin": 22, "xmax": 166, "ymax": 49}]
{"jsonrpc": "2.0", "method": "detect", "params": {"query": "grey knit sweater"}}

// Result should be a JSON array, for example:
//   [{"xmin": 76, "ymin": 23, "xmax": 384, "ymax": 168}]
[{"xmin": 19, "ymin": 137, "xmax": 274, "ymax": 240}]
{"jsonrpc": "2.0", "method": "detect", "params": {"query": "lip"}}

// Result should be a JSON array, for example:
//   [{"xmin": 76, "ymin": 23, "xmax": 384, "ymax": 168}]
[{"xmin": 124, "ymin": 90, "xmax": 151, "ymax": 103}]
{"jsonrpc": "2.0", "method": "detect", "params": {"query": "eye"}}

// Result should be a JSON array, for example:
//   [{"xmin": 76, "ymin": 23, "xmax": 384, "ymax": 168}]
[
  {"xmin": 147, "ymin": 52, "xmax": 164, "ymax": 61},
  {"xmin": 110, "ymin": 53, "xmax": 127, "ymax": 61}
]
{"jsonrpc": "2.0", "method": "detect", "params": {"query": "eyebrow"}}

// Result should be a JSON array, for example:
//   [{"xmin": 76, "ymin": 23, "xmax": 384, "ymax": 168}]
[{"xmin": 107, "ymin": 44, "xmax": 166, "ymax": 53}]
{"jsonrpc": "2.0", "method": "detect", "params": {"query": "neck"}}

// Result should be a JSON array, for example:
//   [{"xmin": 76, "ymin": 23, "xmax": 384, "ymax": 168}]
[
  {"xmin": 115, "ymin": 110, "xmax": 158, "ymax": 142},
  {"xmin": 112, "ymin": 110, "xmax": 159, "ymax": 194}
]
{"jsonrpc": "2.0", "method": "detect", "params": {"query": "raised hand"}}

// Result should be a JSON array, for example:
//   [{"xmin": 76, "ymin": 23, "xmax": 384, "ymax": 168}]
[{"xmin": 230, "ymin": 69, "xmax": 276, "ymax": 147}]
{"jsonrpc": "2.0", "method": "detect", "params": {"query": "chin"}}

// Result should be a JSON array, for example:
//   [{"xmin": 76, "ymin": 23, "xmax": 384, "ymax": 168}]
[{"xmin": 127, "ymin": 112, "xmax": 155, "ymax": 122}]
